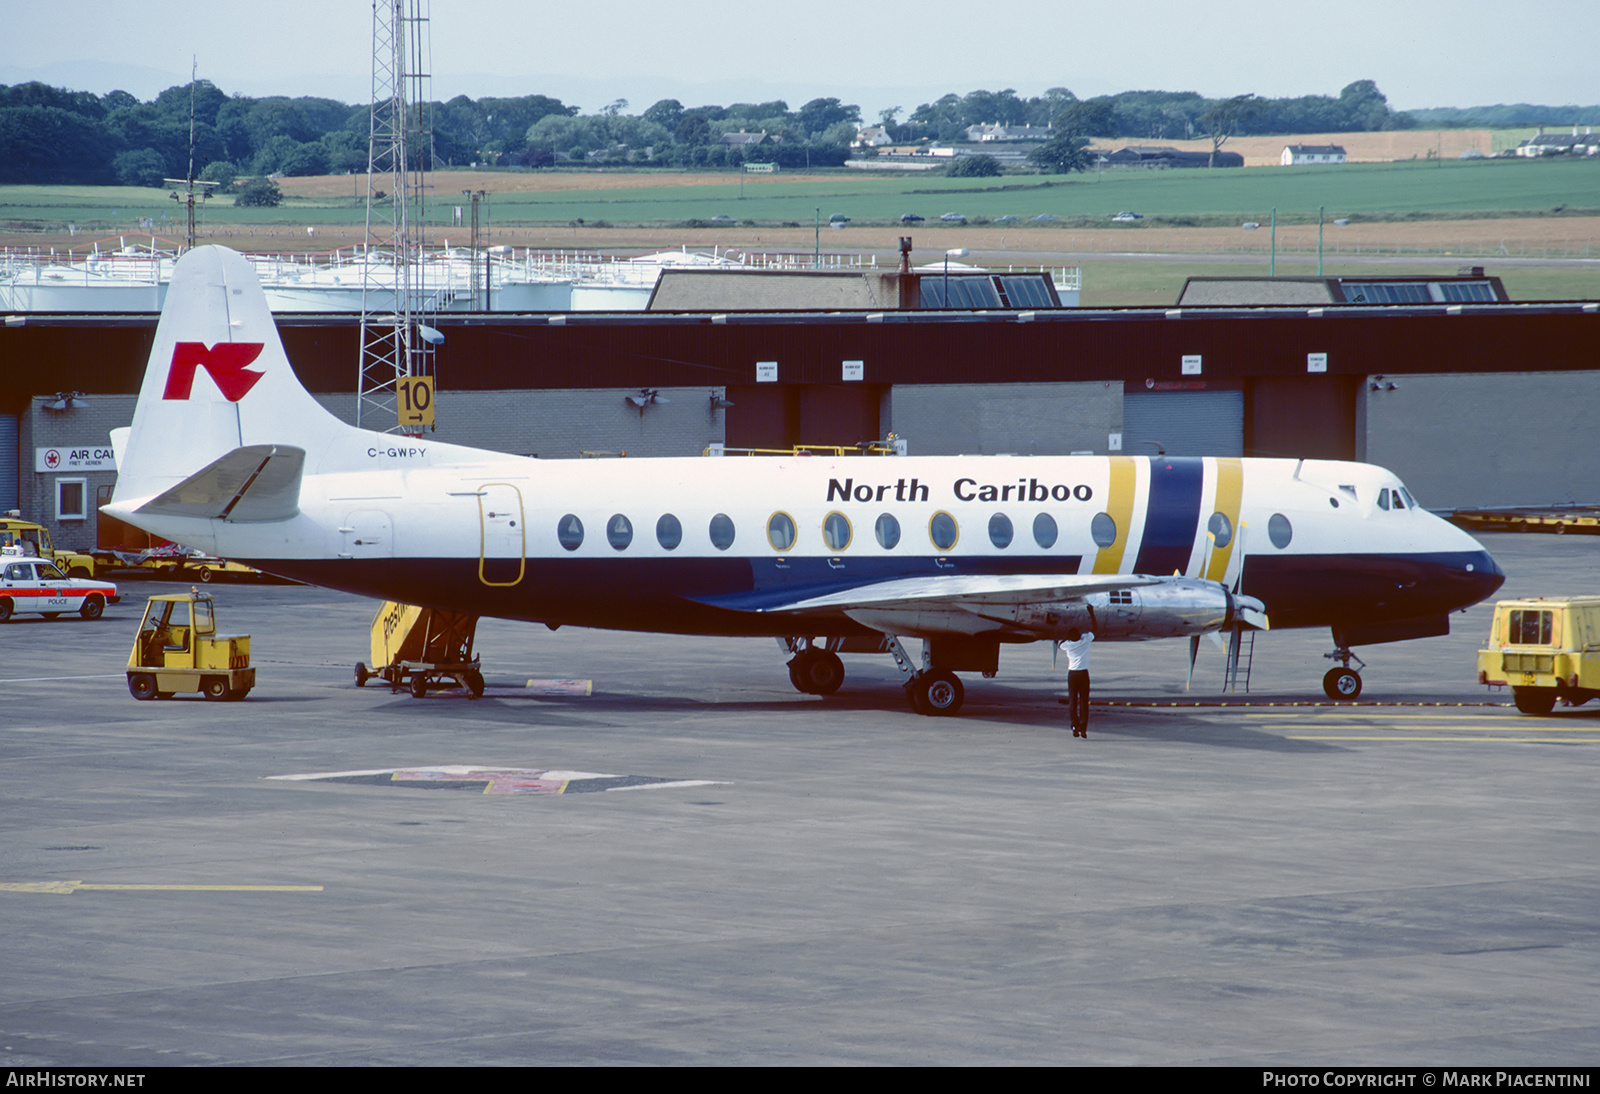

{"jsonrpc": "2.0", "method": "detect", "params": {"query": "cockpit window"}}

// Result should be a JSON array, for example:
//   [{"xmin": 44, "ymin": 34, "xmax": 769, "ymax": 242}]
[
  {"xmin": 1377, "ymin": 490, "xmax": 1390, "ymax": 511},
  {"xmin": 1391, "ymin": 489, "xmax": 1406, "ymax": 510}
]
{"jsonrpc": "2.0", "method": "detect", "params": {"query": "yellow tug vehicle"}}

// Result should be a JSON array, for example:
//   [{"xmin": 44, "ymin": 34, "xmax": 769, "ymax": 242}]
[
  {"xmin": 1478, "ymin": 596, "xmax": 1600, "ymax": 714},
  {"xmin": 127, "ymin": 589, "xmax": 254, "ymax": 701}
]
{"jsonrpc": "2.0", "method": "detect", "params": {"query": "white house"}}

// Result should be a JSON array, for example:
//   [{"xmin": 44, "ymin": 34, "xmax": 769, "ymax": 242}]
[{"xmin": 1281, "ymin": 144, "xmax": 1347, "ymax": 166}]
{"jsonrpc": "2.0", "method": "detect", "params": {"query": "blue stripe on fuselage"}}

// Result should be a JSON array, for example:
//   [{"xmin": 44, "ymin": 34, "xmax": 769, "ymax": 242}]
[{"xmin": 1133, "ymin": 457, "xmax": 1203, "ymax": 576}]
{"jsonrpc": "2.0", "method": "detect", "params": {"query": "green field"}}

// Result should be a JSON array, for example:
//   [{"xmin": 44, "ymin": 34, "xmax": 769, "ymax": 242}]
[
  {"xmin": 3, "ymin": 157, "xmax": 1598, "ymax": 234},
  {"xmin": 476, "ymin": 158, "xmax": 1600, "ymax": 227}
]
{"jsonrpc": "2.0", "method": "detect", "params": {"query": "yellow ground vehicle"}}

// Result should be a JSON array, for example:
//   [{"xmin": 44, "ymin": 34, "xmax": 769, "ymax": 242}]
[
  {"xmin": 127, "ymin": 590, "xmax": 254, "ymax": 701},
  {"xmin": 0, "ymin": 516, "xmax": 96, "ymax": 577},
  {"xmin": 1477, "ymin": 597, "xmax": 1600, "ymax": 714}
]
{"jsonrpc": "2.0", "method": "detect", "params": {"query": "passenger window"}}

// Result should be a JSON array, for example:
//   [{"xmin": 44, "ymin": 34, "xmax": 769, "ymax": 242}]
[
  {"xmin": 656, "ymin": 513, "xmax": 682, "ymax": 550},
  {"xmin": 767, "ymin": 511, "xmax": 797, "ymax": 551},
  {"xmin": 606, "ymin": 514, "xmax": 633, "ymax": 551},
  {"xmin": 709, "ymin": 513, "xmax": 736, "ymax": 551},
  {"xmin": 988, "ymin": 513, "xmax": 1013, "ymax": 549},
  {"xmin": 929, "ymin": 511, "xmax": 959, "ymax": 551},
  {"xmin": 875, "ymin": 513, "xmax": 901, "ymax": 549},
  {"xmin": 1268, "ymin": 513, "xmax": 1293, "ymax": 549},
  {"xmin": 557, "ymin": 514, "xmax": 584, "ymax": 551},
  {"xmin": 1208, "ymin": 512, "xmax": 1233, "ymax": 548},
  {"xmin": 1090, "ymin": 512, "xmax": 1117, "ymax": 548},
  {"xmin": 1033, "ymin": 513, "xmax": 1058, "ymax": 549},
  {"xmin": 823, "ymin": 512, "xmax": 852, "ymax": 551}
]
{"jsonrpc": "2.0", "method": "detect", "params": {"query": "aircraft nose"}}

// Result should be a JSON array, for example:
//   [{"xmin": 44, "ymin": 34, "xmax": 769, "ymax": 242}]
[{"xmin": 1467, "ymin": 547, "xmax": 1506, "ymax": 602}]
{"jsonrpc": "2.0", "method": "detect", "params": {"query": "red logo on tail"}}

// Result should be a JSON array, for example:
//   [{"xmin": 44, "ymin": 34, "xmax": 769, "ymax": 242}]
[{"xmin": 163, "ymin": 342, "xmax": 266, "ymax": 401}]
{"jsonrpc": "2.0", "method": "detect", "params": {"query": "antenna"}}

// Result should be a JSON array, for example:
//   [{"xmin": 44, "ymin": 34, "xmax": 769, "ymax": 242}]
[
  {"xmin": 357, "ymin": 0, "xmax": 436, "ymax": 436},
  {"xmin": 163, "ymin": 59, "xmax": 218, "ymax": 252}
]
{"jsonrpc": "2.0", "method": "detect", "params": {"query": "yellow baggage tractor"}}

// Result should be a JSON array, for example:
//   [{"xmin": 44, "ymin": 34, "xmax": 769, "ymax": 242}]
[
  {"xmin": 127, "ymin": 589, "xmax": 254, "ymax": 701},
  {"xmin": 1478, "ymin": 596, "xmax": 1600, "ymax": 714},
  {"xmin": 355, "ymin": 601, "xmax": 484, "ymax": 699}
]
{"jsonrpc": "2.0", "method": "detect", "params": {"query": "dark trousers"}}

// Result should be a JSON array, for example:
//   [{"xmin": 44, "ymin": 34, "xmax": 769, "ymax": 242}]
[{"xmin": 1067, "ymin": 669, "xmax": 1090, "ymax": 730}]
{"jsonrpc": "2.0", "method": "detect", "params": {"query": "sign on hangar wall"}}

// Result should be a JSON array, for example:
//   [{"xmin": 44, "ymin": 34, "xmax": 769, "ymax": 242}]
[{"xmin": 35, "ymin": 446, "xmax": 116, "ymax": 472}]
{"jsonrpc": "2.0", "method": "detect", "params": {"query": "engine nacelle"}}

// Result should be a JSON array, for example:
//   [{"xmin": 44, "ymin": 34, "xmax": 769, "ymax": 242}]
[{"xmin": 1007, "ymin": 579, "xmax": 1260, "ymax": 640}]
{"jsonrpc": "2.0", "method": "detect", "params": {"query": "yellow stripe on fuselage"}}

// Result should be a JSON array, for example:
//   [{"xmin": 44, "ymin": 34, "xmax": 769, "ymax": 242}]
[
  {"xmin": 1092, "ymin": 456, "xmax": 1138, "ymax": 574},
  {"xmin": 1204, "ymin": 458, "xmax": 1243, "ymax": 583}
]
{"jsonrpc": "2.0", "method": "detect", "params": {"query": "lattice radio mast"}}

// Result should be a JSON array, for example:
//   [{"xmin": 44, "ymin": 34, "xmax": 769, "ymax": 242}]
[{"xmin": 357, "ymin": 0, "xmax": 436, "ymax": 434}]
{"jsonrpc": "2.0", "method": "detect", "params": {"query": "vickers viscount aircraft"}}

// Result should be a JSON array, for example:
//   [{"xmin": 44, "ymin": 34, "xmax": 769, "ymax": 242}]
[{"xmin": 105, "ymin": 247, "xmax": 1505, "ymax": 715}]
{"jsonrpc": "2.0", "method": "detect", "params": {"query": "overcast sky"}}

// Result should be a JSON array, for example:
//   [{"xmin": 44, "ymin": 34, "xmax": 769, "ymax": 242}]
[{"xmin": 3, "ymin": 0, "xmax": 1596, "ymax": 116}]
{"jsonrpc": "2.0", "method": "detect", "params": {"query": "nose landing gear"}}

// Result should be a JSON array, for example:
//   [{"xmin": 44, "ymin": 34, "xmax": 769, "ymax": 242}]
[{"xmin": 1323, "ymin": 645, "xmax": 1367, "ymax": 700}]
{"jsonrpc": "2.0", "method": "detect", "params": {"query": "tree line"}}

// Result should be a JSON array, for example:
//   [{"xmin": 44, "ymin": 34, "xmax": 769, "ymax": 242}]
[{"xmin": 1, "ymin": 77, "xmax": 1587, "ymax": 187}]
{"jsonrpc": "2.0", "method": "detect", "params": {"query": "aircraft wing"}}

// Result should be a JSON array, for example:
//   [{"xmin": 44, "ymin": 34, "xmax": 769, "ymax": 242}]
[
  {"xmin": 692, "ymin": 572, "xmax": 1166, "ymax": 639},
  {"xmin": 765, "ymin": 573, "xmax": 1162, "ymax": 613}
]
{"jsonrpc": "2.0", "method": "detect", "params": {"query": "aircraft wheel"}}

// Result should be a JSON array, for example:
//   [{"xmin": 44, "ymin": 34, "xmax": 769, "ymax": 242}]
[
  {"xmin": 464, "ymin": 670, "xmax": 485, "ymax": 699},
  {"xmin": 1323, "ymin": 667, "xmax": 1362, "ymax": 700},
  {"xmin": 911, "ymin": 670, "xmax": 965, "ymax": 716},
  {"xmin": 789, "ymin": 651, "xmax": 844, "ymax": 696},
  {"xmin": 354, "ymin": 662, "xmax": 371, "ymax": 687},
  {"xmin": 1512, "ymin": 686, "xmax": 1557, "ymax": 715},
  {"xmin": 203, "ymin": 677, "xmax": 231, "ymax": 701},
  {"xmin": 80, "ymin": 595, "xmax": 104, "ymax": 620},
  {"xmin": 129, "ymin": 673, "xmax": 158, "ymax": 701},
  {"xmin": 410, "ymin": 673, "xmax": 428, "ymax": 699}
]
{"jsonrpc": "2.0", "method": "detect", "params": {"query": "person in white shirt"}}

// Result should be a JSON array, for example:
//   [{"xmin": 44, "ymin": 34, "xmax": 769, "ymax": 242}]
[{"xmin": 1057, "ymin": 608, "xmax": 1096, "ymax": 737}]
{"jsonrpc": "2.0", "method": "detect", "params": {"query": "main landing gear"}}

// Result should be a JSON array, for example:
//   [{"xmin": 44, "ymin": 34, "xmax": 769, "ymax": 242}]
[
  {"xmin": 1323, "ymin": 644, "xmax": 1367, "ymax": 700},
  {"xmin": 778, "ymin": 635, "xmax": 967, "ymax": 716}
]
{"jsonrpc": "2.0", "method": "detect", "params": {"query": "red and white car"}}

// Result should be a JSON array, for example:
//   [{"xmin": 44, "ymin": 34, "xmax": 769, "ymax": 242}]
[{"xmin": 0, "ymin": 555, "xmax": 119, "ymax": 622}]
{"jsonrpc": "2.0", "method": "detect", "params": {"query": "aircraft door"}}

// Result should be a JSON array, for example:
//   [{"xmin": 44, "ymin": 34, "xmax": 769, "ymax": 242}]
[
  {"xmin": 478, "ymin": 483, "xmax": 525, "ymax": 586},
  {"xmin": 1102, "ymin": 587, "xmax": 1142, "ymax": 636},
  {"xmin": 342, "ymin": 510, "xmax": 394, "ymax": 559}
]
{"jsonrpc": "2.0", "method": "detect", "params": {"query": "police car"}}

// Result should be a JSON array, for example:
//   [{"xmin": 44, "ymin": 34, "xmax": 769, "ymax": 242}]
[{"xmin": 0, "ymin": 555, "xmax": 119, "ymax": 622}]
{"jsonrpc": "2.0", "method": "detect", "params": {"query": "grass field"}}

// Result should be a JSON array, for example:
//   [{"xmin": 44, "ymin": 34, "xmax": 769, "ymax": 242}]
[{"xmin": 3, "ymin": 157, "xmax": 1597, "ymax": 303}]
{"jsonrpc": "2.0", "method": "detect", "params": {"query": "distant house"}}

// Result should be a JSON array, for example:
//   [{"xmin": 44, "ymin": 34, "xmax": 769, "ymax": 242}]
[
  {"xmin": 963, "ymin": 123, "xmax": 1053, "ymax": 143},
  {"xmin": 1104, "ymin": 145, "xmax": 1242, "ymax": 169},
  {"xmin": 719, "ymin": 130, "xmax": 770, "ymax": 148},
  {"xmin": 1281, "ymin": 144, "xmax": 1347, "ymax": 166},
  {"xmin": 1515, "ymin": 129, "xmax": 1597, "ymax": 157},
  {"xmin": 853, "ymin": 126, "xmax": 893, "ymax": 149}
]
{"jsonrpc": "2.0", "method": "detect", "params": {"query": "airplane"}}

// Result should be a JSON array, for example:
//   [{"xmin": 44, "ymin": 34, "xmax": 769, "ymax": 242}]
[{"xmin": 104, "ymin": 246, "xmax": 1506, "ymax": 715}]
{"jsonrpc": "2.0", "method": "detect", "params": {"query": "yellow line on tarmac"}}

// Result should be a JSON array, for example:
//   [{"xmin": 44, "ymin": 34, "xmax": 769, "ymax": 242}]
[
  {"xmin": 1286, "ymin": 735, "xmax": 1600, "ymax": 743},
  {"xmin": 1262, "ymin": 722, "xmax": 1600, "ymax": 731},
  {"xmin": 0, "ymin": 881, "xmax": 324, "ymax": 894}
]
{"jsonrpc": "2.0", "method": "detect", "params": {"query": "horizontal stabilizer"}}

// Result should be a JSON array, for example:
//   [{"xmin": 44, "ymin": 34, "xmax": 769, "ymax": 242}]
[{"xmin": 138, "ymin": 444, "xmax": 305, "ymax": 523}]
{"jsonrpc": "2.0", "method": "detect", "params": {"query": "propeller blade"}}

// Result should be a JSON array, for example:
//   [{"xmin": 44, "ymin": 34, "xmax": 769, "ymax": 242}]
[{"xmin": 1186, "ymin": 634, "xmax": 1199, "ymax": 691}]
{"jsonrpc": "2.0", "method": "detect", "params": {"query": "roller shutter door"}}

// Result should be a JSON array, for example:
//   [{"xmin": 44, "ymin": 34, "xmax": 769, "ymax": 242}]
[
  {"xmin": 0, "ymin": 416, "xmax": 17, "ymax": 510},
  {"xmin": 1122, "ymin": 389, "xmax": 1243, "ymax": 457}
]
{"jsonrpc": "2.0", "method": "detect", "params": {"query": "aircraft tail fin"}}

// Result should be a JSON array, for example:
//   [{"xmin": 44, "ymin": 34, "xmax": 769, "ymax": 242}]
[{"xmin": 111, "ymin": 246, "xmax": 342, "ymax": 508}]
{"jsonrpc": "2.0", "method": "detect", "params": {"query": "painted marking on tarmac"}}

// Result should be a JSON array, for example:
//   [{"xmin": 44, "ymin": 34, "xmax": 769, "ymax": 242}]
[
  {"xmin": 1216, "ymin": 708, "xmax": 1600, "ymax": 743},
  {"xmin": 270, "ymin": 765, "xmax": 718, "ymax": 795},
  {"xmin": 0, "ymin": 881, "xmax": 323, "ymax": 895}
]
